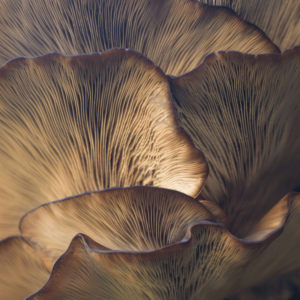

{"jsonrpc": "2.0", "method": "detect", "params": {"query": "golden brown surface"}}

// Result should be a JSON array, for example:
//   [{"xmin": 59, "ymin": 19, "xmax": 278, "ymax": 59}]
[
  {"xmin": 171, "ymin": 47, "xmax": 300, "ymax": 237},
  {"xmin": 0, "ymin": 0, "xmax": 279, "ymax": 75},
  {"xmin": 0, "ymin": 50, "xmax": 207, "ymax": 239},
  {"xmin": 0, "ymin": 236, "xmax": 49, "ymax": 300},
  {"xmin": 202, "ymin": 0, "xmax": 300, "ymax": 51},
  {"xmin": 26, "ymin": 193, "xmax": 298, "ymax": 300},
  {"xmin": 20, "ymin": 186, "xmax": 216, "ymax": 271}
]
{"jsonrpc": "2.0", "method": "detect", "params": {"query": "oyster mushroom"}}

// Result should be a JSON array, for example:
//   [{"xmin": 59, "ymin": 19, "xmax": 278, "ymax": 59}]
[
  {"xmin": 0, "ymin": 49, "xmax": 207, "ymax": 239},
  {"xmin": 202, "ymin": 0, "xmax": 300, "ymax": 51},
  {"xmin": 0, "ymin": 236, "xmax": 49, "ymax": 299},
  {"xmin": 19, "ymin": 189, "xmax": 300, "ymax": 300},
  {"xmin": 170, "ymin": 47, "xmax": 300, "ymax": 237},
  {"xmin": 0, "ymin": 0, "xmax": 279, "ymax": 75},
  {"xmin": 19, "ymin": 187, "xmax": 216, "ymax": 271},
  {"xmin": 0, "ymin": 186, "xmax": 217, "ymax": 299}
]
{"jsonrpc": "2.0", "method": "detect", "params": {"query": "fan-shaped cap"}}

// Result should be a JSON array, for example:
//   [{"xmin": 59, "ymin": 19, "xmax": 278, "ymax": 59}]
[
  {"xmin": 20, "ymin": 186, "xmax": 216, "ymax": 271},
  {"xmin": 26, "ymin": 193, "xmax": 299, "ymax": 300},
  {"xmin": 0, "ymin": 49, "xmax": 207, "ymax": 239},
  {"xmin": 170, "ymin": 47, "xmax": 300, "ymax": 237},
  {"xmin": 202, "ymin": 0, "xmax": 300, "ymax": 51},
  {"xmin": 0, "ymin": 236, "xmax": 49, "ymax": 300},
  {"xmin": 0, "ymin": 0, "xmax": 279, "ymax": 75}
]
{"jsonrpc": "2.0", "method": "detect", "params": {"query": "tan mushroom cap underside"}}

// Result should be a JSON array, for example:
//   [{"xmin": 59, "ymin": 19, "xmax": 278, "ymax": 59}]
[
  {"xmin": 0, "ymin": 0, "xmax": 279, "ymax": 75},
  {"xmin": 0, "ymin": 49, "xmax": 207, "ymax": 239},
  {"xmin": 20, "ymin": 186, "xmax": 216, "ymax": 271},
  {"xmin": 26, "ymin": 193, "xmax": 300, "ymax": 300},
  {"xmin": 0, "ymin": 236, "xmax": 49, "ymax": 300},
  {"xmin": 202, "ymin": 0, "xmax": 300, "ymax": 51},
  {"xmin": 171, "ymin": 47, "xmax": 300, "ymax": 237}
]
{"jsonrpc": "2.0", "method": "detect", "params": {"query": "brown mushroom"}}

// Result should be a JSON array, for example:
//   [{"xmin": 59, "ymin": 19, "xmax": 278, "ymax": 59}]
[
  {"xmin": 170, "ymin": 47, "xmax": 300, "ymax": 237},
  {"xmin": 201, "ymin": 0, "xmax": 300, "ymax": 51},
  {"xmin": 25, "ymin": 191, "xmax": 300, "ymax": 300},
  {"xmin": 20, "ymin": 186, "xmax": 216, "ymax": 271},
  {"xmin": 0, "ymin": 236, "xmax": 49, "ymax": 300},
  {"xmin": 0, "ymin": 0, "xmax": 279, "ymax": 75},
  {"xmin": 0, "ymin": 49, "xmax": 207, "ymax": 239}
]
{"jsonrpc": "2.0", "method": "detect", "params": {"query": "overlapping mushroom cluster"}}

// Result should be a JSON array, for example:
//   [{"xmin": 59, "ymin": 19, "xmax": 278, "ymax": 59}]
[{"xmin": 0, "ymin": 0, "xmax": 299, "ymax": 299}]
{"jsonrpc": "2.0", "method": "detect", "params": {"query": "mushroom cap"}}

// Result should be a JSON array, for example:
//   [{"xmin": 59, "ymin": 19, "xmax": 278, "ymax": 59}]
[
  {"xmin": 19, "ymin": 186, "xmax": 216, "ymax": 271},
  {"xmin": 0, "ymin": 236, "xmax": 49, "ymax": 300},
  {"xmin": 170, "ymin": 46, "xmax": 300, "ymax": 237},
  {"xmin": 26, "ymin": 192, "xmax": 300, "ymax": 300},
  {"xmin": 0, "ymin": 0, "xmax": 279, "ymax": 75},
  {"xmin": 202, "ymin": 0, "xmax": 300, "ymax": 51},
  {"xmin": 0, "ymin": 49, "xmax": 207, "ymax": 239}
]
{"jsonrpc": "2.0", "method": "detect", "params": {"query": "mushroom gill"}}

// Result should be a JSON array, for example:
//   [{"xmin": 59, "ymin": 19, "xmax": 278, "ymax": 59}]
[
  {"xmin": 170, "ymin": 47, "xmax": 300, "ymax": 237},
  {"xmin": 201, "ymin": 0, "xmax": 300, "ymax": 51},
  {"xmin": 26, "ymin": 192, "xmax": 300, "ymax": 300},
  {"xmin": 0, "ymin": 0, "xmax": 279, "ymax": 75},
  {"xmin": 0, "ymin": 236, "xmax": 49, "ymax": 300},
  {"xmin": 20, "ymin": 186, "xmax": 216, "ymax": 271},
  {"xmin": 0, "ymin": 49, "xmax": 207, "ymax": 239}
]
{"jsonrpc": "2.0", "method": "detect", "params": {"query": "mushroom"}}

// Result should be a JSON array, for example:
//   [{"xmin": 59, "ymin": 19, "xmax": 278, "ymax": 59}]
[
  {"xmin": 0, "ymin": 0, "xmax": 279, "ymax": 75},
  {"xmin": 0, "ymin": 49, "xmax": 207, "ymax": 239},
  {"xmin": 17, "ymin": 188, "xmax": 299, "ymax": 300},
  {"xmin": 1, "ymin": 186, "xmax": 298, "ymax": 299},
  {"xmin": 0, "ymin": 236, "xmax": 49, "ymax": 299},
  {"xmin": 19, "ymin": 187, "xmax": 217, "ymax": 271},
  {"xmin": 170, "ymin": 47, "xmax": 300, "ymax": 238},
  {"xmin": 201, "ymin": 0, "xmax": 300, "ymax": 51},
  {"xmin": 0, "ymin": 186, "xmax": 217, "ymax": 299}
]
